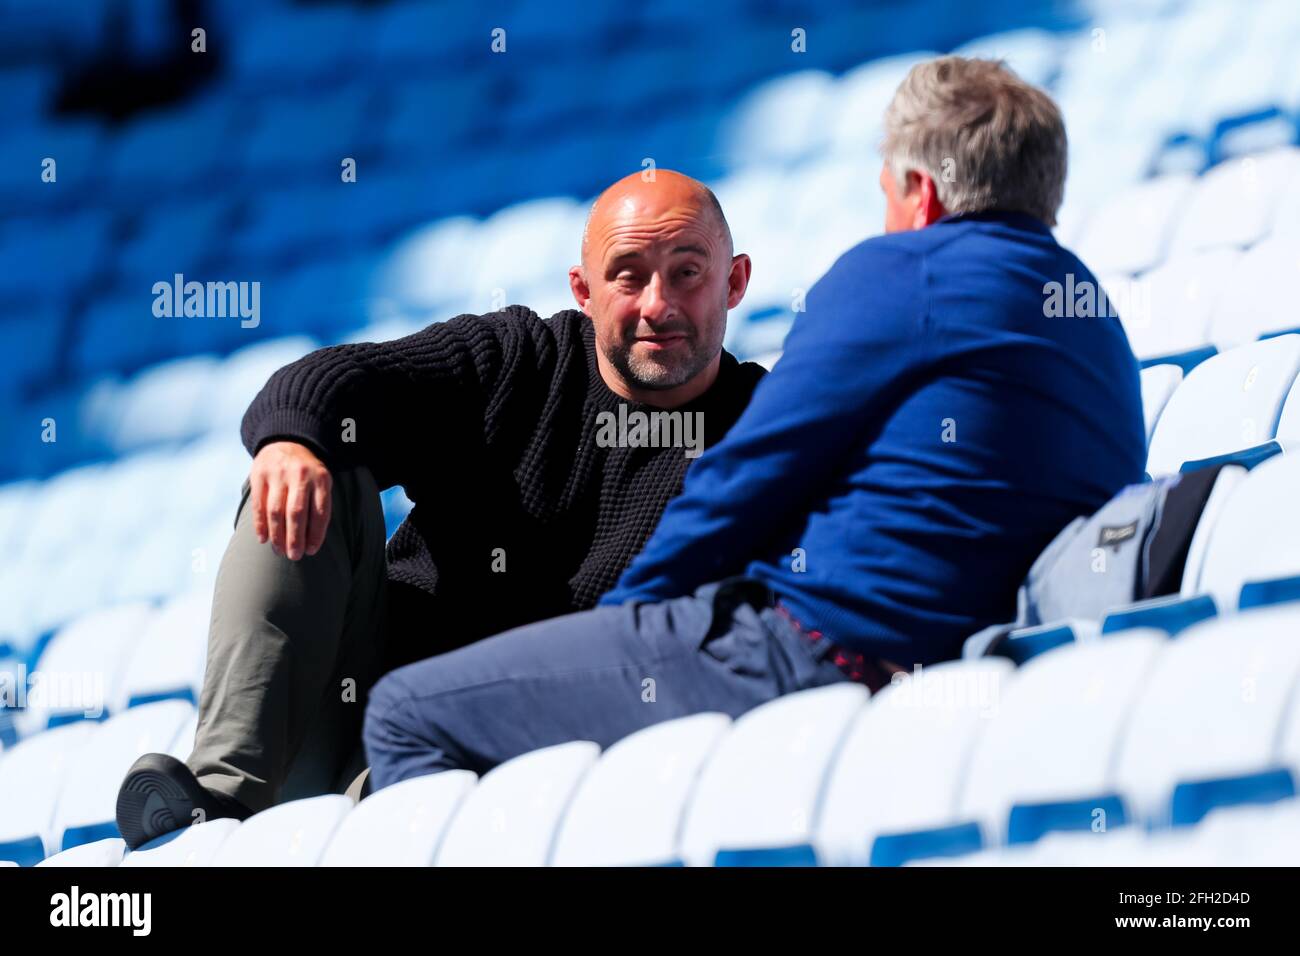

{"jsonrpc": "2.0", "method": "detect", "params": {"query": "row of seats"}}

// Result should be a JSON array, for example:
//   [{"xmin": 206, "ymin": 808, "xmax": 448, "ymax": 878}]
[{"xmin": 9, "ymin": 596, "xmax": 1300, "ymax": 866}]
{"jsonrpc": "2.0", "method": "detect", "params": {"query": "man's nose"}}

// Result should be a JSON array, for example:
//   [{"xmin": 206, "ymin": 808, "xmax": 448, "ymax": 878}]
[{"xmin": 638, "ymin": 273, "xmax": 676, "ymax": 323}]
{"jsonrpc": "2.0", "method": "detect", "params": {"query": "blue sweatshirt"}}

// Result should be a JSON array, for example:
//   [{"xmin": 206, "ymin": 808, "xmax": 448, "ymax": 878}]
[{"xmin": 601, "ymin": 210, "xmax": 1146, "ymax": 666}]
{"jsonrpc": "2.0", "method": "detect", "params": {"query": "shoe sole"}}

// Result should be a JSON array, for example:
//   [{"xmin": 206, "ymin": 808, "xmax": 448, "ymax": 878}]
[{"xmin": 115, "ymin": 753, "xmax": 210, "ymax": 850}]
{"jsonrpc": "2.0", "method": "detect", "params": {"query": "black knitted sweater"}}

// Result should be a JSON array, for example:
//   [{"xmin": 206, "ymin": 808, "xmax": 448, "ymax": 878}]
[{"xmin": 241, "ymin": 306, "xmax": 766, "ymax": 648}]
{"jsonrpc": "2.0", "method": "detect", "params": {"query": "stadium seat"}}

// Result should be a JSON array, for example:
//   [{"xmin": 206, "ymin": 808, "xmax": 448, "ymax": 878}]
[
  {"xmin": 1112, "ymin": 607, "xmax": 1300, "ymax": 827},
  {"xmin": 720, "ymin": 70, "xmax": 836, "ymax": 169},
  {"xmin": 827, "ymin": 52, "xmax": 939, "ymax": 160},
  {"xmin": 814, "ymin": 660, "xmax": 1011, "ymax": 867},
  {"xmin": 677, "ymin": 683, "xmax": 868, "ymax": 867},
  {"xmin": 211, "ymin": 794, "xmax": 354, "ymax": 866},
  {"xmin": 435, "ymin": 742, "xmax": 599, "ymax": 867},
  {"xmin": 18, "ymin": 601, "xmax": 154, "ymax": 734},
  {"xmin": 957, "ymin": 633, "xmax": 1165, "ymax": 846},
  {"xmin": 951, "ymin": 28, "xmax": 1061, "ymax": 89},
  {"xmin": 1184, "ymin": 454, "xmax": 1300, "ymax": 610},
  {"xmin": 106, "ymin": 99, "xmax": 238, "ymax": 199},
  {"xmin": 318, "ymin": 770, "xmax": 477, "ymax": 867},
  {"xmin": 51, "ymin": 699, "xmax": 195, "ymax": 852},
  {"xmin": 102, "ymin": 355, "xmax": 223, "ymax": 452},
  {"xmin": 118, "ymin": 588, "xmax": 212, "ymax": 710},
  {"xmin": 1144, "ymin": 334, "xmax": 1300, "ymax": 476},
  {"xmin": 0, "ymin": 722, "xmax": 95, "ymax": 865},
  {"xmin": 1209, "ymin": 238, "xmax": 1300, "ymax": 349},
  {"xmin": 1119, "ymin": 247, "xmax": 1240, "ymax": 366},
  {"xmin": 114, "ymin": 195, "xmax": 234, "ymax": 286},
  {"xmin": 226, "ymin": 6, "xmax": 367, "ymax": 92},
  {"xmin": 1073, "ymin": 174, "xmax": 1194, "ymax": 276},
  {"xmin": 1138, "ymin": 364, "xmax": 1183, "ymax": 445},
  {"xmin": 120, "ymin": 818, "xmax": 242, "ymax": 867},
  {"xmin": 1170, "ymin": 148, "xmax": 1300, "ymax": 255},
  {"xmin": 550, "ymin": 713, "xmax": 732, "ymax": 867},
  {"xmin": 199, "ymin": 335, "xmax": 320, "ymax": 434},
  {"xmin": 36, "ymin": 837, "xmax": 125, "ymax": 867}
]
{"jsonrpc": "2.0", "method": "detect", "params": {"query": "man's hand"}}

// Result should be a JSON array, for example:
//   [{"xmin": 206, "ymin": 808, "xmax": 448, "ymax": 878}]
[{"xmin": 249, "ymin": 441, "xmax": 333, "ymax": 560}]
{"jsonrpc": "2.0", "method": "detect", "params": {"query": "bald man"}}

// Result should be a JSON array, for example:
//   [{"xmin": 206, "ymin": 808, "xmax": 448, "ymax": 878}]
[{"xmin": 115, "ymin": 170, "xmax": 765, "ymax": 849}]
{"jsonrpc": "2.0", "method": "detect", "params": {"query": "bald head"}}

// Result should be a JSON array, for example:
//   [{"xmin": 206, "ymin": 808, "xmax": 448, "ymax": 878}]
[
  {"xmin": 569, "ymin": 168, "xmax": 750, "ymax": 407},
  {"xmin": 581, "ymin": 169, "xmax": 733, "ymax": 268}
]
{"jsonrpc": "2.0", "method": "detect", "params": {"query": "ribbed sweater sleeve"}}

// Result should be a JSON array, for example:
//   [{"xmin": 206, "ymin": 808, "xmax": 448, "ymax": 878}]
[{"xmin": 240, "ymin": 306, "xmax": 551, "ymax": 490}]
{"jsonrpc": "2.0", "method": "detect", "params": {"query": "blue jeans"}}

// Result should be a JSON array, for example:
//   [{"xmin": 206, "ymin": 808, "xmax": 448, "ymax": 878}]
[{"xmin": 362, "ymin": 578, "xmax": 852, "ymax": 789}]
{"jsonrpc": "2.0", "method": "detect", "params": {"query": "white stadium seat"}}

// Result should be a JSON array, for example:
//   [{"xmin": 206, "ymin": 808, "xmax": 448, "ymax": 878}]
[
  {"xmin": 319, "ymin": 770, "xmax": 477, "ymax": 867},
  {"xmin": 1185, "ymin": 454, "xmax": 1300, "ymax": 609},
  {"xmin": 957, "ymin": 634, "xmax": 1165, "ymax": 845},
  {"xmin": 1119, "ymin": 247, "xmax": 1240, "ymax": 362},
  {"xmin": 37, "ymin": 837, "xmax": 125, "ymax": 867},
  {"xmin": 18, "ymin": 600, "xmax": 154, "ymax": 734},
  {"xmin": 211, "ymin": 794, "xmax": 353, "ymax": 866},
  {"xmin": 1145, "ymin": 334, "xmax": 1300, "ymax": 475},
  {"xmin": 1170, "ymin": 148, "xmax": 1300, "ymax": 255},
  {"xmin": 51, "ymin": 699, "xmax": 195, "ymax": 853},
  {"xmin": 0, "ymin": 722, "xmax": 96, "ymax": 865},
  {"xmin": 435, "ymin": 742, "xmax": 599, "ymax": 867},
  {"xmin": 120, "ymin": 818, "xmax": 241, "ymax": 867},
  {"xmin": 550, "ymin": 713, "xmax": 731, "ymax": 867},
  {"xmin": 721, "ymin": 70, "xmax": 836, "ymax": 168},
  {"xmin": 677, "ymin": 683, "xmax": 868, "ymax": 866},
  {"xmin": 1138, "ymin": 364, "xmax": 1183, "ymax": 445},
  {"xmin": 118, "ymin": 587, "xmax": 212, "ymax": 710},
  {"xmin": 1073, "ymin": 173, "xmax": 1194, "ymax": 276},
  {"xmin": 814, "ymin": 660, "xmax": 1012, "ymax": 866},
  {"xmin": 1112, "ymin": 607, "xmax": 1300, "ymax": 827},
  {"xmin": 1209, "ymin": 237, "xmax": 1300, "ymax": 349}
]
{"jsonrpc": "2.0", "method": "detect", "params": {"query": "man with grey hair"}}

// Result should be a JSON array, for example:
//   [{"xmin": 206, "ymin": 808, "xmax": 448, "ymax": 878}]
[{"xmin": 358, "ymin": 57, "xmax": 1147, "ymax": 800}]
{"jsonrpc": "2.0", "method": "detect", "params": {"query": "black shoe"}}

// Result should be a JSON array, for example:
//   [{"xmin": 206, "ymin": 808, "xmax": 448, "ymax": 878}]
[{"xmin": 116, "ymin": 752, "xmax": 254, "ymax": 850}]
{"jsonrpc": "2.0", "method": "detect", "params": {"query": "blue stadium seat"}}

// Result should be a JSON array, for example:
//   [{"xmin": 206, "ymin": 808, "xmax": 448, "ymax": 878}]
[
  {"xmin": 0, "ymin": 121, "xmax": 105, "ymax": 212},
  {"xmin": 0, "ymin": 210, "xmax": 114, "ymax": 307},
  {"xmin": 105, "ymin": 99, "xmax": 239, "ymax": 200},
  {"xmin": 115, "ymin": 196, "xmax": 235, "ymax": 287},
  {"xmin": 226, "ymin": 5, "xmax": 368, "ymax": 93},
  {"xmin": 239, "ymin": 86, "xmax": 377, "ymax": 183}
]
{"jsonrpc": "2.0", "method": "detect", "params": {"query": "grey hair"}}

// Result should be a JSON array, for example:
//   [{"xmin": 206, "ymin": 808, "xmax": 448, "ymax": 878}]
[{"xmin": 881, "ymin": 56, "xmax": 1068, "ymax": 225}]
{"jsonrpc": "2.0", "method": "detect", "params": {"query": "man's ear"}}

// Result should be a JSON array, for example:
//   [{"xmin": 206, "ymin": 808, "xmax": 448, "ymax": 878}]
[
  {"xmin": 726, "ymin": 253, "xmax": 752, "ymax": 310},
  {"xmin": 569, "ymin": 265, "xmax": 592, "ymax": 315},
  {"xmin": 911, "ymin": 170, "xmax": 948, "ymax": 228}
]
